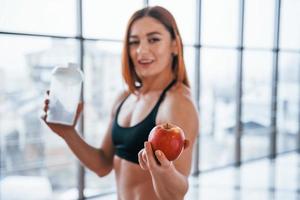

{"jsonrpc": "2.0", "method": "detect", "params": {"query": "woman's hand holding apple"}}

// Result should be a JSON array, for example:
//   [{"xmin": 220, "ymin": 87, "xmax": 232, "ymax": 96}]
[{"xmin": 138, "ymin": 123, "xmax": 189, "ymax": 172}]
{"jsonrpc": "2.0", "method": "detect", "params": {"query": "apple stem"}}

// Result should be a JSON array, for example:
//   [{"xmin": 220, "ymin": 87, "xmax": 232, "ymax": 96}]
[{"xmin": 166, "ymin": 123, "xmax": 169, "ymax": 129}]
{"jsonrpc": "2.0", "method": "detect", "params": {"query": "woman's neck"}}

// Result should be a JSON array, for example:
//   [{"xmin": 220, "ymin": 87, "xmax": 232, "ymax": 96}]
[{"xmin": 138, "ymin": 73, "xmax": 175, "ymax": 95}]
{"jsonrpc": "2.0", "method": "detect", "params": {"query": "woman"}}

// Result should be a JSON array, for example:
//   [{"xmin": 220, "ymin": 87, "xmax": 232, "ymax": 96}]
[{"xmin": 42, "ymin": 6, "xmax": 199, "ymax": 200}]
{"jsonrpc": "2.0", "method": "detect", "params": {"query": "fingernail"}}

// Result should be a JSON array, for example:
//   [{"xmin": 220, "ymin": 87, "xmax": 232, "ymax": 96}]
[
  {"xmin": 144, "ymin": 142, "xmax": 147, "ymax": 147},
  {"xmin": 156, "ymin": 151, "xmax": 161, "ymax": 156}
]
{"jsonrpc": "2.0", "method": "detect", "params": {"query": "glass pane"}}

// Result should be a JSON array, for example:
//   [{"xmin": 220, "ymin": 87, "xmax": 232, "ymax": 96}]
[
  {"xmin": 0, "ymin": 35, "xmax": 79, "ymax": 199},
  {"xmin": 199, "ymin": 48, "xmax": 238, "ymax": 170},
  {"xmin": 84, "ymin": 41, "xmax": 124, "ymax": 196},
  {"xmin": 242, "ymin": 51, "xmax": 273, "ymax": 161},
  {"xmin": 201, "ymin": 0, "xmax": 239, "ymax": 47},
  {"xmin": 280, "ymin": 0, "xmax": 300, "ymax": 50},
  {"xmin": 0, "ymin": 0, "xmax": 76, "ymax": 36},
  {"xmin": 244, "ymin": 0, "xmax": 275, "ymax": 48},
  {"xmin": 83, "ymin": 0, "xmax": 143, "ymax": 39},
  {"xmin": 0, "ymin": 164, "xmax": 78, "ymax": 200},
  {"xmin": 277, "ymin": 52, "xmax": 300, "ymax": 152},
  {"xmin": 184, "ymin": 47, "xmax": 196, "ymax": 96},
  {"xmin": 149, "ymin": 0, "xmax": 196, "ymax": 44}
]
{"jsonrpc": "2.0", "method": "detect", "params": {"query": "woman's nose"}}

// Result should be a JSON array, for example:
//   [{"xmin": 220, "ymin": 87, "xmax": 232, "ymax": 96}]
[{"xmin": 136, "ymin": 42, "xmax": 149, "ymax": 54}]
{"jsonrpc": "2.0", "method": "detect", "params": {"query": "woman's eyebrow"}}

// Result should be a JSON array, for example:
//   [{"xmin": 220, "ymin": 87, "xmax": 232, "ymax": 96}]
[
  {"xmin": 129, "ymin": 31, "xmax": 162, "ymax": 38},
  {"xmin": 146, "ymin": 31, "xmax": 162, "ymax": 36}
]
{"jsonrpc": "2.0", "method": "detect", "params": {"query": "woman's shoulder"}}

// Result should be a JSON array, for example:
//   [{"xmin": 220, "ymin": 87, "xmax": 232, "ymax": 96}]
[
  {"xmin": 158, "ymin": 82, "xmax": 199, "ymax": 138},
  {"xmin": 161, "ymin": 82, "xmax": 198, "ymax": 116},
  {"xmin": 115, "ymin": 90, "xmax": 130, "ymax": 102},
  {"xmin": 110, "ymin": 90, "xmax": 130, "ymax": 117},
  {"xmin": 168, "ymin": 82, "xmax": 193, "ymax": 104}
]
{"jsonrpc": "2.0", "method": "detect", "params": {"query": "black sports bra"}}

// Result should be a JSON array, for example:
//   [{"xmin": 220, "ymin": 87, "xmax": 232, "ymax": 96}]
[{"xmin": 111, "ymin": 79, "xmax": 176, "ymax": 164}]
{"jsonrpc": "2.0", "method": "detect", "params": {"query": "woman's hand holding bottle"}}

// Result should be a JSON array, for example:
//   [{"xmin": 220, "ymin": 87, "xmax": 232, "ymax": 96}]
[{"xmin": 41, "ymin": 90, "xmax": 83, "ymax": 139}]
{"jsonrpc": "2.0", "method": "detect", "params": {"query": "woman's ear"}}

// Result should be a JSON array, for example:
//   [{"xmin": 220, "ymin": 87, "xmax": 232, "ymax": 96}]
[{"xmin": 171, "ymin": 40, "xmax": 178, "ymax": 56}]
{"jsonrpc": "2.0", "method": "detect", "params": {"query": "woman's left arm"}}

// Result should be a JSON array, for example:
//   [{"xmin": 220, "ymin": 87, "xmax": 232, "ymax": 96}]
[
  {"xmin": 138, "ymin": 93, "xmax": 199, "ymax": 200},
  {"xmin": 139, "ymin": 142, "xmax": 189, "ymax": 200}
]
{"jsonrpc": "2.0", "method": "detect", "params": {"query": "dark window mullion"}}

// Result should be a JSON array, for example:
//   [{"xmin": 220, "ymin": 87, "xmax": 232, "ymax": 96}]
[
  {"xmin": 298, "ymin": 59, "xmax": 300, "ymax": 153},
  {"xmin": 0, "ymin": 31, "xmax": 77, "ymax": 39},
  {"xmin": 270, "ymin": 0, "xmax": 281, "ymax": 159},
  {"xmin": 235, "ymin": 0, "xmax": 246, "ymax": 167},
  {"xmin": 144, "ymin": 0, "xmax": 149, "ymax": 7},
  {"xmin": 192, "ymin": 0, "xmax": 202, "ymax": 176},
  {"xmin": 76, "ymin": 0, "xmax": 85, "ymax": 199}
]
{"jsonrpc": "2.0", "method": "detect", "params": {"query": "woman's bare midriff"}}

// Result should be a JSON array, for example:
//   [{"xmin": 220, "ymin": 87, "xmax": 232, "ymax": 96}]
[{"xmin": 113, "ymin": 155, "xmax": 160, "ymax": 200}]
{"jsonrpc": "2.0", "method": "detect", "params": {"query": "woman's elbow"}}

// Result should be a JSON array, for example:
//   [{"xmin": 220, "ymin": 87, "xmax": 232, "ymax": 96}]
[
  {"xmin": 95, "ymin": 166, "xmax": 112, "ymax": 177},
  {"xmin": 94, "ymin": 161, "xmax": 113, "ymax": 177}
]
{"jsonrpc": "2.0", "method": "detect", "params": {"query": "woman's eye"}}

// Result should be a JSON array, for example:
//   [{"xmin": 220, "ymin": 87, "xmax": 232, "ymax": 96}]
[
  {"xmin": 129, "ymin": 41, "xmax": 139, "ymax": 45},
  {"xmin": 149, "ymin": 38, "xmax": 160, "ymax": 43}
]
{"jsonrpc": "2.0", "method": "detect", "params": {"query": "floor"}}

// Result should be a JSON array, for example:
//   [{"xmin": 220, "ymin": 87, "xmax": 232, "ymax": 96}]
[{"xmin": 91, "ymin": 152, "xmax": 299, "ymax": 200}]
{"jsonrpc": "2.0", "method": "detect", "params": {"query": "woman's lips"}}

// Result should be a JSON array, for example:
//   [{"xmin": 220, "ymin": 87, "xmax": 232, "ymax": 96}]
[{"xmin": 138, "ymin": 60, "xmax": 154, "ymax": 68}]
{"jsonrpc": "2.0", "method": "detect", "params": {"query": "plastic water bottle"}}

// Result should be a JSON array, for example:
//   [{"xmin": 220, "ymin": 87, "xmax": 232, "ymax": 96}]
[{"xmin": 46, "ymin": 63, "xmax": 84, "ymax": 125}]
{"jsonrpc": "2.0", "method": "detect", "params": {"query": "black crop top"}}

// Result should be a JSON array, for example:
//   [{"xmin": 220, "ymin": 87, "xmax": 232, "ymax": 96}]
[{"xmin": 111, "ymin": 79, "xmax": 176, "ymax": 164}]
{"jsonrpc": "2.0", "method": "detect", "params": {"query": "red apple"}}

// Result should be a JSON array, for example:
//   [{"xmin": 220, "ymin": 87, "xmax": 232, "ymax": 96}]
[{"xmin": 148, "ymin": 123, "xmax": 186, "ymax": 161}]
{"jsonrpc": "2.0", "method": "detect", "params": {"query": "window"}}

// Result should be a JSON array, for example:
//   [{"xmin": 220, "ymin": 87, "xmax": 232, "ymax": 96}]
[
  {"xmin": 83, "ymin": 41, "xmax": 124, "ymax": 194},
  {"xmin": 149, "ymin": 0, "xmax": 196, "ymax": 44},
  {"xmin": 277, "ymin": 52, "xmax": 299, "ymax": 152},
  {"xmin": 83, "ymin": 0, "xmax": 143, "ymax": 39},
  {"xmin": 0, "ymin": 35, "xmax": 79, "ymax": 199},
  {"xmin": 0, "ymin": 0, "xmax": 76, "ymax": 36},
  {"xmin": 199, "ymin": 48, "xmax": 238, "ymax": 170},
  {"xmin": 184, "ymin": 47, "xmax": 196, "ymax": 94},
  {"xmin": 244, "ymin": 0, "xmax": 275, "ymax": 48},
  {"xmin": 241, "ymin": 51, "xmax": 273, "ymax": 160},
  {"xmin": 280, "ymin": 0, "xmax": 300, "ymax": 50},
  {"xmin": 201, "ymin": 0, "xmax": 239, "ymax": 47}
]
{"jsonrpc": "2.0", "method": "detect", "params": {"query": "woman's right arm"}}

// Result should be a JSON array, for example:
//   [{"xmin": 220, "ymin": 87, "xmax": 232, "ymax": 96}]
[
  {"xmin": 61, "ymin": 118, "xmax": 115, "ymax": 177},
  {"xmin": 42, "ymin": 91, "xmax": 128, "ymax": 177}
]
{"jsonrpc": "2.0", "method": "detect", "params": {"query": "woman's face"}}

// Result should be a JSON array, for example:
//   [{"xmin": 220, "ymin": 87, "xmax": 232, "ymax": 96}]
[{"xmin": 129, "ymin": 17, "xmax": 177, "ymax": 79}]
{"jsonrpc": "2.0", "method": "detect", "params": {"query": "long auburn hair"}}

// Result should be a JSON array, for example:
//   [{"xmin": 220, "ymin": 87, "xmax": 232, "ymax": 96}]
[{"xmin": 121, "ymin": 6, "xmax": 190, "ymax": 93}]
